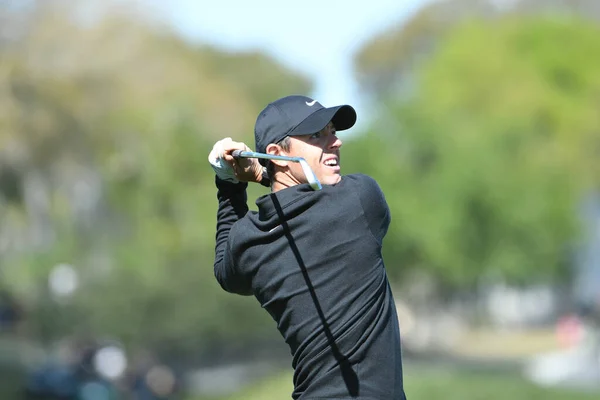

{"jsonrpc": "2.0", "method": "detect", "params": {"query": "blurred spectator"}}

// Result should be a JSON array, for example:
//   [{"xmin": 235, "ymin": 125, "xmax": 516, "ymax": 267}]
[
  {"xmin": 126, "ymin": 351, "xmax": 180, "ymax": 400},
  {"xmin": 23, "ymin": 337, "xmax": 120, "ymax": 400},
  {"xmin": 0, "ymin": 289, "xmax": 23, "ymax": 333}
]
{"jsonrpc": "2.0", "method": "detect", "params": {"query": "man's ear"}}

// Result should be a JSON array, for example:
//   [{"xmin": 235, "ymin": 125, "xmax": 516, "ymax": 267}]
[{"xmin": 266, "ymin": 143, "xmax": 288, "ymax": 168}]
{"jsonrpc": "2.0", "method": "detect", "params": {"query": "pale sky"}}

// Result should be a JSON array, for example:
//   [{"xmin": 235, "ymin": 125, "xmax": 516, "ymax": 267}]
[{"xmin": 152, "ymin": 0, "xmax": 430, "ymax": 132}]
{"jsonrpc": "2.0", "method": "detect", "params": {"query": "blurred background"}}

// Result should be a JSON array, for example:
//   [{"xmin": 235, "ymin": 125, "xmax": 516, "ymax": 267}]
[{"xmin": 1, "ymin": 0, "xmax": 600, "ymax": 399}]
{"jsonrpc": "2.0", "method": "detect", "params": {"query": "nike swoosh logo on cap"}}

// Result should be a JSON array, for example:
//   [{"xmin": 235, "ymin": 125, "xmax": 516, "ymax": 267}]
[{"xmin": 305, "ymin": 100, "xmax": 317, "ymax": 106}]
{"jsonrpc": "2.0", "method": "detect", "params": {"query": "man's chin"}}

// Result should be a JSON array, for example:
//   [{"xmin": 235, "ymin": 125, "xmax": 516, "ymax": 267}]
[{"xmin": 320, "ymin": 174, "xmax": 342, "ymax": 186}]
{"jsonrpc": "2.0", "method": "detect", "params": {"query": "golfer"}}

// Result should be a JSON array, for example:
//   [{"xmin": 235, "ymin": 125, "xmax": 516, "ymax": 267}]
[{"xmin": 210, "ymin": 95, "xmax": 406, "ymax": 399}]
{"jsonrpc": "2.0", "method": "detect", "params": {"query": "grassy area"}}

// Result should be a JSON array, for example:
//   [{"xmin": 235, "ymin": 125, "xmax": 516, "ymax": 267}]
[
  {"xmin": 190, "ymin": 364, "xmax": 599, "ymax": 400},
  {"xmin": 450, "ymin": 328, "xmax": 562, "ymax": 360},
  {"xmin": 402, "ymin": 366, "xmax": 598, "ymax": 400}
]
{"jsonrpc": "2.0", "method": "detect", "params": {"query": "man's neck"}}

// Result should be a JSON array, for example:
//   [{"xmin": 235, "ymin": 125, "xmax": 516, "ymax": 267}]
[{"xmin": 271, "ymin": 172, "xmax": 302, "ymax": 193}]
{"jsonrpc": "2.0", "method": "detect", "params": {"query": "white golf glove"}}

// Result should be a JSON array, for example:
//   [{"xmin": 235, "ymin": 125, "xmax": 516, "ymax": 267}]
[{"xmin": 208, "ymin": 139, "xmax": 239, "ymax": 183}]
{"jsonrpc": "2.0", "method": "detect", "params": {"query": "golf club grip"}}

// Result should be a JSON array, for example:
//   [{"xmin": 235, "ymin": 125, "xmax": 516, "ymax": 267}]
[{"xmin": 232, "ymin": 150, "xmax": 244, "ymax": 159}]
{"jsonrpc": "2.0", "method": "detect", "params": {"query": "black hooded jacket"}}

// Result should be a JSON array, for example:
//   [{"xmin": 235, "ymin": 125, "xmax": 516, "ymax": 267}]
[{"xmin": 213, "ymin": 173, "xmax": 406, "ymax": 400}]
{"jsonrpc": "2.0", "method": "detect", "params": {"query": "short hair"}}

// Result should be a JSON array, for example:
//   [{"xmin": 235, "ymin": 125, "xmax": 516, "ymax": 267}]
[{"xmin": 266, "ymin": 136, "xmax": 292, "ymax": 185}]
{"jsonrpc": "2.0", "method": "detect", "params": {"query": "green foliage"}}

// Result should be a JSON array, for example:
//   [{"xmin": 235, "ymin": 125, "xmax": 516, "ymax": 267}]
[
  {"xmin": 354, "ymin": 0, "xmax": 600, "ymax": 100},
  {"xmin": 0, "ymin": 2, "xmax": 308, "ymax": 358},
  {"xmin": 190, "ymin": 367, "xmax": 600, "ymax": 400},
  {"xmin": 354, "ymin": 0, "xmax": 496, "ymax": 99},
  {"xmin": 345, "ymin": 15, "xmax": 600, "ymax": 289},
  {"xmin": 3, "ymin": 0, "xmax": 600, "ymax": 368}
]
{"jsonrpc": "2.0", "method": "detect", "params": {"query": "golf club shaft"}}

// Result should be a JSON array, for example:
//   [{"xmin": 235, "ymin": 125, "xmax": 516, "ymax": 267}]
[
  {"xmin": 231, "ymin": 150, "xmax": 322, "ymax": 191},
  {"xmin": 232, "ymin": 150, "xmax": 302, "ymax": 163}
]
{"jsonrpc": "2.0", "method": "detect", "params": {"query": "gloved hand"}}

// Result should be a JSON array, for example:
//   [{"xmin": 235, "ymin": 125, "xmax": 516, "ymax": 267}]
[
  {"xmin": 208, "ymin": 138, "xmax": 264, "ymax": 184},
  {"xmin": 208, "ymin": 139, "xmax": 239, "ymax": 183}
]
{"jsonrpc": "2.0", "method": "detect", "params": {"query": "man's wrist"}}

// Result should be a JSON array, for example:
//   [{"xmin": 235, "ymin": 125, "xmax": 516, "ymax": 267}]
[
  {"xmin": 259, "ymin": 167, "xmax": 270, "ymax": 187},
  {"xmin": 215, "ymin": 175, "xmax": 247, "ymax": 189}
]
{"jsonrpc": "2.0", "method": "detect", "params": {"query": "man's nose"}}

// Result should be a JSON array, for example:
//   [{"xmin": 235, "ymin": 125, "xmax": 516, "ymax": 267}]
[{"xmin": 329, "ymin": 135, "xmax": 342, "ymax": 149}]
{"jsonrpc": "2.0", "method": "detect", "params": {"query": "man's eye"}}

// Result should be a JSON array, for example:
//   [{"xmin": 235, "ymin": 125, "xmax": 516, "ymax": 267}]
[{"xmin": 310, "ymin": 132, "xmax": 321, "ymax": 139}]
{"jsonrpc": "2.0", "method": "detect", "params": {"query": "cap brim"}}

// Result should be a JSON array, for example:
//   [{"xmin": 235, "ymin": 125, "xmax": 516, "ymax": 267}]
[{"xmin": 288, "ymin": 105, "xmax": 356, "ymax": 136}]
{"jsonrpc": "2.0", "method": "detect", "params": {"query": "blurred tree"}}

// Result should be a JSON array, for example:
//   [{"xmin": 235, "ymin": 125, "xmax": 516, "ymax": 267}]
[
  {"xmin": 354, "ymin": 0, "xmax": 495, "ymax": 101},
  {"xmin": 0, "ymin": 0, "xmax": 311, "ymax": 360},
  {"xmin": 354, "ymin": 0, "xmax": 600, "ymax": 101},
  {"xmin": 345, "ymin": 14, "xmax": 600, "ymax": 292}
]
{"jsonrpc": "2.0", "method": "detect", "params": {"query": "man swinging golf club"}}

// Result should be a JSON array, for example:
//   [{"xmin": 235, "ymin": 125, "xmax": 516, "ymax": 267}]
[{"xmin": 209, "ymin": 95, "xmax": 407, "ymax": 399}]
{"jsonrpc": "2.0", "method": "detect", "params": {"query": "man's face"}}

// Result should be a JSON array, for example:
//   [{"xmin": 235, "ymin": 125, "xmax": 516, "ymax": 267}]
[{"xmin": 287, "ymin": 121, "xmax": 343, "ymax": 186}]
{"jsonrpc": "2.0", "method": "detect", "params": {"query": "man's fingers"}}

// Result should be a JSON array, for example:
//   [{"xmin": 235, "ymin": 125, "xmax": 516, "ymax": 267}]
[
  {"xmin": 211, "ymin": 137, "xmax": 253, "ymax": 168},
  {"xmin": 209, "ymin": 138, "xmax": 262, "ymax": 183},
  {"xmin": 224, "ymin": 144, "xmax": 250, "ymax": 161},
  {"xmin": 221, "ymin": 138, "xmax": 244, "ymax": 151}
]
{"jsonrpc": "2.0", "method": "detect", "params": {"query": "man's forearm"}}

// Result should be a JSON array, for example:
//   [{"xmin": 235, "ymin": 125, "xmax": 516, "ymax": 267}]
[{"xmin": 213, "ymin": 176, "xmax": 252, "ymax": 295}]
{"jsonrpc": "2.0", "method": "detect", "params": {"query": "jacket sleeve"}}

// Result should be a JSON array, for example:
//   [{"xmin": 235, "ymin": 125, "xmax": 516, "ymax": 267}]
[
  {"xmin": 213, "ymin": 176, "xmax": 253, "ymax": 296},
  {"xmin": 355, "ymin": 174, "xmax": 391, "ymax": 245}
]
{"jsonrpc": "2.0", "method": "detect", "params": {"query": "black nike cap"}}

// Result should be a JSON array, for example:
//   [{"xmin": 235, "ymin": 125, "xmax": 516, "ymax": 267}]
[{"xmin": 254, "ymin": 95, "xmax": 357, "ymax": 165}]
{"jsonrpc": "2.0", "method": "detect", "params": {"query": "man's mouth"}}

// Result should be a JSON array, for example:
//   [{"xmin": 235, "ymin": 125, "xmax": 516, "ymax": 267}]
[{"xmin": 323, "ymin": 157, "xmax": 340, "ymax": 171}]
